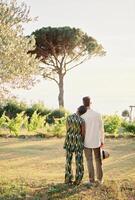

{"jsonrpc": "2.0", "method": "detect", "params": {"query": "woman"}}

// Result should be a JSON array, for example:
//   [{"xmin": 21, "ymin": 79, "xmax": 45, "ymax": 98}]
[{"xmin": 64, "ymin": 105, "xmax": 87, "ymax": 185}]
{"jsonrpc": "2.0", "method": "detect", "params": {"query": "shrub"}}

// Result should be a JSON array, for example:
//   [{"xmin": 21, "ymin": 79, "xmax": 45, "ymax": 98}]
[
  {"xmin": 103, "ymin": 115, "xmax": 122, "ymax": 135},
  {"xmin": 25, "ymin": 103, "xmax": 51, "ymax": 120},
  {"xmin": 6, "ymin": 112, "xmax": 26, "ymax": 136},
  {"xmin": 46, "ymin": 108, "xmax": 68, "ymax": 124},
  {"xmin": 121, "ymin": 121, "xmax": 135, "ymax": 134},
  {"xmin": 25, "ymin": 107, "xmax": 35, "ymax": 119},
  {"xmin": 51, "ymin": 109, "xmax": 65, "ymax": 118},
  {"xmin": 27, "ymin": 111, "xmax": 46, "ymax": 131},
  {"xmin": 45, "ymin": 117, "xmax": 66, "ymax": 137},
  {"xmin": 3, "ymin": 100, "xmax": 27, "ymax": 118},
  {"xmin": 46, "ymin": 114, "xmax": 55, "ymax": 124},
  {"xmin": 0, "ymin": 112, "xmax": 8, "ymax": 128},
  {"xmin": 31, "ymin": 102, "xmax": 51, "ymax": 116},
  {"xmin": 0, "ymin": 105, "xmax": 4, "ymax": 117}
]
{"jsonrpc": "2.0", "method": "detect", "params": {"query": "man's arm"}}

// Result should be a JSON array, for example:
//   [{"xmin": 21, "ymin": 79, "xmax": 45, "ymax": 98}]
[{"xmin": 99, "ymin": 114, "xmax": 104, "ymax": 147}]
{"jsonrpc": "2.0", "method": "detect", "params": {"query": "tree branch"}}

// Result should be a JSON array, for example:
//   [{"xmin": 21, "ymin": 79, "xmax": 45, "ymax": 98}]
[
  {"xmin": 36, "ymin": 46, "xmax": 48, "ymax": 58},
  {"xmin": 42, "ymin": 61, "xmax": 55, "ymax": 68},
  {"xmin": 60, "ymin": 46, "xmax": 66, "ymax": 68},
  {"xmin": 48, "ymin": 55, "xmax": 56, "ymax": 66},
  {"xmin": 45, "ymin": 40, "xmax": 61, "ymax": 66},
  {"xmin": 66, "ymin": 56, "xmax": 88, "ymax": 72},
  {"xmin": 66, "ymin": 48, "xmax": 87, "ymax": 65},
  {"xmin": 36, "ymin": 46, "xmax": 60, "ymax": 71},
  {"xmin": 43, "ymin": 73, "xmax": 59, "ymax": 85}
]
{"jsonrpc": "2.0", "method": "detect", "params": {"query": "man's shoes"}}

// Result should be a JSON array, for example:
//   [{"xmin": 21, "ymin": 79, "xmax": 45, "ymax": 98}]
[
  {"xmin": 85, "ymin": 181, "xmax": 94, "ymax": 188},
  {"xmin": 96, "ymin": 179, "xmax": 104, "ymax": 185}
]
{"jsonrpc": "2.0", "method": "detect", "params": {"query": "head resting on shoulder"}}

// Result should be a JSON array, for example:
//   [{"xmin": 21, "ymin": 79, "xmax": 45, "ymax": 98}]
[{"xmin": 77, "ymin": 105, "xmax": 87, "ymax": 116}]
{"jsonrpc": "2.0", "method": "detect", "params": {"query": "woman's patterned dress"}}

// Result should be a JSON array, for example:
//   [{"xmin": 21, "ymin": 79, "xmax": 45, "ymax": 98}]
[{"xmin": 64, "ymin": 113, "xmax": 85, "ymax": 184}]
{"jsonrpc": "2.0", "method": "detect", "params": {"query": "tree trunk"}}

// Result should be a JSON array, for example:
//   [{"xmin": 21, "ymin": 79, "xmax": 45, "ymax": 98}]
[{"xmin": 58, "ymin": 74, "xmax": 64, "ymax": 108}]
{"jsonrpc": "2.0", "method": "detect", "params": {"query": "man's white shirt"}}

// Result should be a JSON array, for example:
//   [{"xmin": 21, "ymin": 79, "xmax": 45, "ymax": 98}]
[{"xmin": 81, "ymin": 109, "xmax": 104, "ymax": 148}]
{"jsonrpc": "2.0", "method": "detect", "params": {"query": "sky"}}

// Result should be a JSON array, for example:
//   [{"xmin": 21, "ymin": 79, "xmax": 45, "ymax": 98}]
[{"xmin": 14, "ymin": 0, "xmax": 135, "ymax": 115}]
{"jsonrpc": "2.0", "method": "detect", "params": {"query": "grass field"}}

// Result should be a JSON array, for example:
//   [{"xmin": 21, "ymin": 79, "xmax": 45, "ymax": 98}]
[{"xmin": 0, "ymin": 137, "xmax": 135, "ymax": 199}]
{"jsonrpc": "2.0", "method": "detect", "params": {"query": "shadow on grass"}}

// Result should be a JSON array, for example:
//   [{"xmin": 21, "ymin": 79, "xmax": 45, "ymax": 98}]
[
  {"xmin": 34, "ymin": 182, "xmax": 89, "ymax": 200},
  {"xmin": 34, "ymin": 179, "xmax": 135, "ymax": 200},
  {"xmin": 0, "ymin": 179, "xmax": 135, "ymax": 200}
]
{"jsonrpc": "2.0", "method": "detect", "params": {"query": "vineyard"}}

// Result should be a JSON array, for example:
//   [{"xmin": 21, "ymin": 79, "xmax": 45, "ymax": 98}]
[{"xmin": 0, "ymin": 101, "xmax": 135, "ymax": 138}]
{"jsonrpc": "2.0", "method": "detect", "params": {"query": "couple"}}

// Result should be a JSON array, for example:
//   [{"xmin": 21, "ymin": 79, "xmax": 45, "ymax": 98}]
[{"xmin": 64, "ymin": 96, "xmax": 104, "ymax": 186}]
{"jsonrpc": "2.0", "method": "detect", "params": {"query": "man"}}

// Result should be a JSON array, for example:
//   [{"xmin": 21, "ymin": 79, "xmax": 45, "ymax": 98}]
[
  {"xmin": 64, "ymin": 105, "xmax": 87, "ymax": 185},
  {"xmin": 81, "ymin": 96, "xmax": 104, "ymax": 185}
]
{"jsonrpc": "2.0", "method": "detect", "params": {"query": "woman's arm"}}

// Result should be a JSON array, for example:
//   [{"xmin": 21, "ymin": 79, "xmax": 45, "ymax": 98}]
[
  {"xmin": 66, "ymin": 120, "xmax": 69, "ymax": 131},
  {"xmin": 81, "ymin": 121, "xmax": 85, "ymax": 138}
]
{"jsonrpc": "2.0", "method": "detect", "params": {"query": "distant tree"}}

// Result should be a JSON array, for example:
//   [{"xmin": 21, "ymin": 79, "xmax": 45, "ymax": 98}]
[
  {"xmin": 122, "ymin": 110, "xmax": 129, "ymax": 118},
  {"xmin": 122, "ymin": 109, "xmax": 130, "ymax": 122},
  {"xmin": 0, "ymin": 0, "xmax": 39, "ymax": 99},
  {"xmin": 32, "ymin": 27, "xmax": 105, "ymax": 107}
]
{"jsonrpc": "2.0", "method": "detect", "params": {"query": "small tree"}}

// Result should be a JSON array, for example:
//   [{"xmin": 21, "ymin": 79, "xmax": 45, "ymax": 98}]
[
  {"xmin": 122, "ymin": 110, "xmax": 130, "ymax": 121},
  {"xmin": 32, "ymin": 27, "xmax": 105, "ymax": 107},
  {"xmin": 0, "ymin": 0, "xmax": 40, "ymax": 98}
]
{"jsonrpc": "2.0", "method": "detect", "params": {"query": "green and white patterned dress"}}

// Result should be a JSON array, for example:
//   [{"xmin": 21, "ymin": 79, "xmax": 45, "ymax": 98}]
[{"xmin": 64, "ymin": 113, "xmax": 85, "ymax": 184}]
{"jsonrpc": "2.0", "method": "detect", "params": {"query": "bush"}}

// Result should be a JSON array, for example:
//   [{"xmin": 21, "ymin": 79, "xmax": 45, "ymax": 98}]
[
  {"xmin": 121, "ymin": 121, "xmax": 135, "ymax": 134},
  {"xmin": 31, "ymin": 102, "xmax": 51, "ymax": 116},
  {"xmin": 25, "ymin": 103, "xmax": 51, "ymax": 120},
  {"xmin": 46, "ymin": 108, "xmax": 68, "ymax": 124},
  {"xmin": 27, "ymin": 111, "xmax": 46, "ymax": 131},
  {"xmin": 0, "ymin": 105, "xmax": 4, "ymax": 117},
  {"xmin": 51, "ymin": 108, "xmax": 66, "ymax": 118},
  {"xmin": 45, "ymin": 117, "xmax": 66, "ymax": 137},
  {"xmin": 46, "ymin": 114, "xmax": 55, "ymax": 124},
  {"xmin": 103, "ymin": 115, "xmax": 122, "ymax": 135},
  {"xmin": 3, "ymin": 100, "xmax": 27, "ymax": 118},
  {"xmin": 6, "ymin": 112, "xmax": 27, "ymax": 136},
  {"xmin": 0, "ymin": 112, "xmax": 8, "ymax": 128}
]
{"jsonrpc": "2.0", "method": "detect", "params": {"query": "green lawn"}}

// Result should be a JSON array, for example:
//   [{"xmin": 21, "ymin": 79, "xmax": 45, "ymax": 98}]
[{"xmin": 0, "ymin": 138, "xmax": 135, "ymax": 199}]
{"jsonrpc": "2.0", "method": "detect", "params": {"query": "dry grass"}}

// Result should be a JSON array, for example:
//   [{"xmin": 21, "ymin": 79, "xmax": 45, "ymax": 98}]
[{"xmin": 0, "ymin": 138, "xmax": 135, "ymax": 199}]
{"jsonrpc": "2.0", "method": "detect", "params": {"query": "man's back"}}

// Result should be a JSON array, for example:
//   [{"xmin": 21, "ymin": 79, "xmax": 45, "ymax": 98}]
[
  {"xmin": 81, "ymin": 109, "xmax": 104, "ymax": 148},
  {"xmin": 82, "ymin": 96, "xmax": 104, "ymax": 183}
]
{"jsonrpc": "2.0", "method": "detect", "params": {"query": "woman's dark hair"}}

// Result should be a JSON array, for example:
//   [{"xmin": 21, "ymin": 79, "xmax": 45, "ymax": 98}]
[
  {"xmin": 77, "ymin": 105, "xmax": 87, "ymax": 115},
  {"xmin": 83, "ymin": 96, "xmax": 90, "ymax": 107}
]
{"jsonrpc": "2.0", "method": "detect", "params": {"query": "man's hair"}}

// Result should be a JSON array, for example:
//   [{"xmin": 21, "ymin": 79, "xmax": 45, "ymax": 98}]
[
  {"xmin": 77, "ymin": 105, "xmax": 87, "ymax": 115},
  {"xmin": 83, "ymin": 96, "xmax": 90, "ymax": 107}
]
